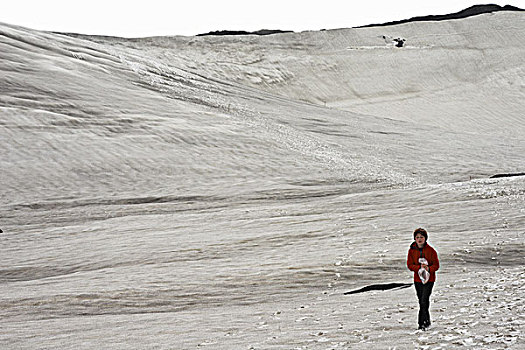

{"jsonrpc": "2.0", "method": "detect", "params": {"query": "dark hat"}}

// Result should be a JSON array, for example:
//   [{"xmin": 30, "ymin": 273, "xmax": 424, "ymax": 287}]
[{"xmin": 413, "ymin": 227, "xmax": 428, "ymax": 240}]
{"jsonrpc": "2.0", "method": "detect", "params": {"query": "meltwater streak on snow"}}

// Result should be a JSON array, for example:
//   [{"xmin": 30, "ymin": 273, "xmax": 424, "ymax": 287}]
[
  {"xmin": 1, "ymin": 11, "xmax": 524, "ymax": 350},
  {"xmin": 115, "ymin": 50, "xmax": 415, "ymax": 187}
]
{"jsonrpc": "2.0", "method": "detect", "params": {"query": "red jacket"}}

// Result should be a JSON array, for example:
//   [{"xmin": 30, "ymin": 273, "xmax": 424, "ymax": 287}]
[{"xmin": 407, "ymin": 242, "xmax": 439, "ymax": 283}]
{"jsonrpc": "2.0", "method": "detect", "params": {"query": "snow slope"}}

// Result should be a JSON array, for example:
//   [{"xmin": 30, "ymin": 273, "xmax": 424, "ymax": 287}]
[{"xmin": 0, "ymin": 11, "xmax": 524, "ymax": 349}]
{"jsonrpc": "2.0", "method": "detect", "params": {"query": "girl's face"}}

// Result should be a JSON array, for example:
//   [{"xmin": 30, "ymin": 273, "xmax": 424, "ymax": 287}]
[{"xmin": 415, "ymin": 233, "xmax": 426, "ymax": 247}]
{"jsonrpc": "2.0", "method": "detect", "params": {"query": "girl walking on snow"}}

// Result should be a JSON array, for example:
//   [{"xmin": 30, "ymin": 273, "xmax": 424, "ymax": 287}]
[{"xmin": 407, "ymin": 228, "xmax": 440, "ymax": 330}]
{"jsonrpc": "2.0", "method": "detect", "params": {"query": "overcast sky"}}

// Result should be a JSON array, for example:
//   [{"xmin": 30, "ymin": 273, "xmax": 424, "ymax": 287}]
[{"xmin": 1, "ymin": 0, "xmax": 523, "ymax": 37}]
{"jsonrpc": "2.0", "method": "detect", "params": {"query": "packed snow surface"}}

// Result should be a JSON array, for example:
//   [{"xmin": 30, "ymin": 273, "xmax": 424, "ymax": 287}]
[{"xmin": 1, "ymin": 11, "xmax": 524, "ymax": 349}]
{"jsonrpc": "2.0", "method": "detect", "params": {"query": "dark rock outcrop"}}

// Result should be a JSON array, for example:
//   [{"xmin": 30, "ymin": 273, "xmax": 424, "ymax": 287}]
[
  {"xmin": 197, "ymin": 29, "xmax": 293, "ymax": 37},
  {"xmin": 357, "ymin": 4, "xmax": 524, "ymax": 28},
  {"xmin": 490, "ymin": 172, "xmax": 525, "ymax": 179},
  {"xmin": 344, "ymin": 282, "xmax": 412, "ymax": 295}
]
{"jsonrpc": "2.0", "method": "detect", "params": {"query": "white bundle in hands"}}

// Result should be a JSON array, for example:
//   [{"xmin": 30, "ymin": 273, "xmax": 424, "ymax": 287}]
[{"xmin": 418, "ymin": 258, "xmax": 430, "ymax": 284}]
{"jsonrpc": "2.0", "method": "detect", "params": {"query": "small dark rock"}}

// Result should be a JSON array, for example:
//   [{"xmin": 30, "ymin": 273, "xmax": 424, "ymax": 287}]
[{"xmin": 393, "ymin": 38, "xmax": 406, "ymax": 47}]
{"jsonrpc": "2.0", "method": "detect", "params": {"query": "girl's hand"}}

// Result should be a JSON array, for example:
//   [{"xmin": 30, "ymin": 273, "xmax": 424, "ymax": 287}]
[{"xmin": 421, "ymin": 264, "xmax": 429, "ymax": 272}]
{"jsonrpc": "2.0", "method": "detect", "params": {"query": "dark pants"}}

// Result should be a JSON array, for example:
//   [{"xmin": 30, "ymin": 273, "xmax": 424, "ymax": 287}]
[{"xmin": 415, "ymin": 282, "xmax": 434, "ymax": 328}]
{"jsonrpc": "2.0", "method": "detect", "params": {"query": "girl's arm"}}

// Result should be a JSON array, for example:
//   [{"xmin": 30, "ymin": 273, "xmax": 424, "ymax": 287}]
[
  {"xmin": 429, "ymin": 249, "xmax": 440, "ymax": 273},
  {"xmin": 407, "ymin": 252, "xmax": 420, "ymax": 272}
]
